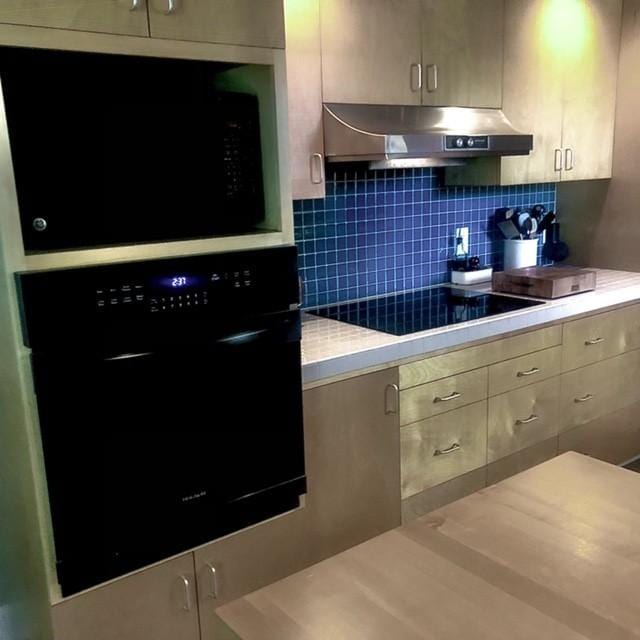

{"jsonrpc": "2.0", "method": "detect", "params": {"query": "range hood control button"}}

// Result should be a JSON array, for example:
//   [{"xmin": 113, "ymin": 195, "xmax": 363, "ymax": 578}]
[{"xmin": 456, "ymin": 137, "xmax": 465, "ymax": 148}]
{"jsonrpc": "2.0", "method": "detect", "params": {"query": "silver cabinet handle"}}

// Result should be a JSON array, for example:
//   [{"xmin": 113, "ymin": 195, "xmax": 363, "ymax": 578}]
[
  {"xmin": 585, "ymin": 337, "xmax": 604, "ymax": 346},
  {"xmin": 434, "ymin": 391, "xmax": 461, "ymax": 403},
  {"xmin": 179, "ymin": 575, "xmax": 193, "ymax": 612},
  {"xmin": 554, "ymin": 148, "xmax": 563, "ymax": 172},
  {"xmin": 517, "ymin": 367, "xmax": 540, "ymax": 378},
  {"xmin": 516, "ymin": 414, "xmax": 539, "ymax": 426},
  {"xmin": 205, "ymin": 563, "xmax": 219, "ymax": 600},
  {"xmin": 384, "ymin": 384, "xmax": 399, "ymax": 415},
  {"xmin": 565, "ymin": 148, "xmax": 574, "ymax": 171},
  {"xmin": 130, "ymin": 0, "xmax": 140, "ymax": 10},
  {"xmin": 575, "ymin": 394, "xmax": 595, "ymax": 404},
  {"xmin": 426, "ymin": 64, "xmax": 438, "ymax": 93},
  {"xmin": 410, "ymin": 63, "xmax": 423, "ymax": 92},
  {"xmin": 310, "ymin": 153, "xmax": 324, "ymax": 185},
  {"xmin": 434, "ymin": 443, "xmax": 461, "ymax": 457},
  {"xmin": 165, "ymin": 0, "xmax": 176, "ymax": 14}
]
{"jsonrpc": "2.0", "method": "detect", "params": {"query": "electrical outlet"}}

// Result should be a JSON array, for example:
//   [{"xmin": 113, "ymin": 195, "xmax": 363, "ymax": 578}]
[{"xmin": 455, "ymin": 227, "xmax": 469, "ymax": 255}]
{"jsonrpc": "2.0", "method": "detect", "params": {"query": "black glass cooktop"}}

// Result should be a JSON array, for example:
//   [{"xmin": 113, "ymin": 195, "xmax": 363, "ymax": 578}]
[{"xmin": 308, "ymin": 287, "xmax": 543, "ymax": 336}]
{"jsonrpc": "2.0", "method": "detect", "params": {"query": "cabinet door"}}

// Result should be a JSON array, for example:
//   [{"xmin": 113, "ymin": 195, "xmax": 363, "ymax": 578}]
[
  {"xmin": 148, "ymin": 0, "xmax": 285, "ymax": 48},
  {"xmin": 0, "ymin": 0, "xmax": 148, "ymax": 35},
  {"xmin": 51, "ymin": 555, "xmax": 199, "ymax": 640},
  {"xmin": 302, "ymin": 368, "xmax": 402, "ymax": 558},
  {"xmin": 421, "ymin": 0, "xmax": 503, "ymax": 108},
  {"xmin": 285, "ymin": 0, "xmax": 326, "ymax": 200},
  {"xmin": 560, "ymin": 0, "xmax": 622, "ymax": 182},
  {"xmin": 320, "ymin": 0, "xmax": 422, "ymax": 105},
  {"xmin": 500, "ymin": 0, "xmax": 564, "ymax": 185}
]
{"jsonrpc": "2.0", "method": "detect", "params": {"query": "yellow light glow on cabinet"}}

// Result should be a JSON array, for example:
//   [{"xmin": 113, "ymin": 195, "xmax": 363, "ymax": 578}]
[
  {"xmin": 540, "ymin": 0, "xmax": 593, "ymax": 59},
  {"xmin": 285, "ymin": 0, "xmax": 318, "ymax": 39}
]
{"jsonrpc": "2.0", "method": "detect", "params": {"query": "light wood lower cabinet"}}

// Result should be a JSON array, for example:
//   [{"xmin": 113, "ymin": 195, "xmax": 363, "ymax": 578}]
[
  {"xmin": 0, "ymin": 0, "xmax": 149, "ymax": 35},
  {"xmin": 488, "ymin": 378, "xmax": 560, "ymax": 463},
  {"xmin": 52, "ymin": 554, "xmax": 200, "ymax": 640},
  {"xmin": 401, "ymin": 401, "xmax": 487, "ymax": 498},
  {"xmin": 488, "ymin": 346, "xmax": 561, "ymax": 396},
  {"xmin": 487, "ymin": 437, "xmax": 558, "ymax": 486}
]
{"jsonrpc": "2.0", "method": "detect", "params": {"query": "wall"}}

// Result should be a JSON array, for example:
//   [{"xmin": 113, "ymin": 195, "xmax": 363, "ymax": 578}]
[
  {"xmin": 295, "ymin": 166, "xmax": 555, "ymax": 308},
  {"xmin": 559, "ymin": 0, "xmax": 640, "ymax": 271}
]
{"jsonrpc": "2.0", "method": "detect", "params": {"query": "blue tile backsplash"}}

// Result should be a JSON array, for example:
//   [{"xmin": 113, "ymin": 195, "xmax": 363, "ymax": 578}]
[{"xmin": 294, "ymin": 167, "xmax": 556, "ymax": 309}]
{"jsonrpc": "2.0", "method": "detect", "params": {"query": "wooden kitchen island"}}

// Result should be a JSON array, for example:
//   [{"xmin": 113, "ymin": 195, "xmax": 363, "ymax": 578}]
[{"xmin": 216, "ymin": 452, "xmax": 640, "ymax": 640}]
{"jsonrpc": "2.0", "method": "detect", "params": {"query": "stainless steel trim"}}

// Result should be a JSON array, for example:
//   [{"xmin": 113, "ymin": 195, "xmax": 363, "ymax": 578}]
[
  {"xmin": 310, "ymin": 153, "xmax": 324, "ymax": 185},
  {"xmin": 517, "ymin": 367, "xmax": 540, "ymax": 378},
  {"xmin": 166, "ymin": 0, "xmax": 176, "ymax": 14},
  {"xmin": 205, "ymin": 563, "xmax": 219, "ymax": 600},
  {"xmin": 426, "ymin": 64, "xmax": 438, "ymax": 93},
  {"xmin": 554, "ymin": 148, "xmax": 563, "ymax": 172},
  {"xmin": 410, "ymin": 63, "xmax": 423, "ymax": 92},
  {"xmin": 179, "ymin": 576, "xmax": 193, "ymax": 611},
  {"xmin": 434, "ymin": 391, "xmax": 462, "ymax": 403},
  {"xmin": 323, "ymin": 103, "xmax": 534, "ymax": 165},
  {"xmin": 575, "ymin": 394, "xmax": 595, "ymax": 404},
  {"xmin": 516, "ymin": 414, "xmax": 539, "ymax": 426},
  {"xmin": 584, "ymin": 337, "xmax": 604, "ymax": 346},
  {"xmin": 384, "ymin": 384, "xmax": 400, "ymax": 415},
  {"xmin": 104, "ymin": 352, "xmax": 154, "ymax": 361},
  {"xmin": 434, "ymin": 443, "xmax": 461, "ymax": 456},
  {"xmin": 565, "ymin": 147, "xmax": 574, "ymax": 171}
]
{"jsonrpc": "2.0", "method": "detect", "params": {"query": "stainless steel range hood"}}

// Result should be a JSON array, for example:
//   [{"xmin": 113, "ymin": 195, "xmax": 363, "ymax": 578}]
[{"xmin": 323, "ymin": 103, "xmax": 533, "ymax": 169}]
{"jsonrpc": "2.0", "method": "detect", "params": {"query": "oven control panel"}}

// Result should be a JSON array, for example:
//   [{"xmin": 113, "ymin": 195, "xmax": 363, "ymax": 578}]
[{"xmin": 95, "ymin": 268, "xmax": 254, "ymax": 313}]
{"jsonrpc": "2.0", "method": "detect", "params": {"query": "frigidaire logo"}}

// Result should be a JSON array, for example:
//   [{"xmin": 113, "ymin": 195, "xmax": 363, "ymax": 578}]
[{"xmin": 182, "ymin": 491, "xmax": 207, "ymax": 503}]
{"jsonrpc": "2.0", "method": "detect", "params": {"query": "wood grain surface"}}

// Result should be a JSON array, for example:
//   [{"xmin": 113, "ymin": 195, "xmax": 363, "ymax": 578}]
[{"xmin": 218, "ymin": 453, "xmax": 640, "ymax": 639}]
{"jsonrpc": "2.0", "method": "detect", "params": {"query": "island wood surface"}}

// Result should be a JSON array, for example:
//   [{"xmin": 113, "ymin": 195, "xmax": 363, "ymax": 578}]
[{"xmin": 217, "ymin": 452, "xmax": 640, "ymax": 639}]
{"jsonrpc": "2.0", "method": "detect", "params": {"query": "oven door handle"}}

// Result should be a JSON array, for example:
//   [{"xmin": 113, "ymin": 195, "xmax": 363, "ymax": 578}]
[
  {"xmin": 104, "ymin": 351, "xmax": 155, "ymax": 361},
  {"xmin": 216, "ymin": 328, "xmax": 271, "ymax": 346}
]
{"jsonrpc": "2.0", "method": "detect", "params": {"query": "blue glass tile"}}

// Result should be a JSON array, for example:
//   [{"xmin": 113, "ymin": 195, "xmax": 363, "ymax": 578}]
[{"xmin": 294, "ymin": 167, "xmax": 556, "ymax": 308}]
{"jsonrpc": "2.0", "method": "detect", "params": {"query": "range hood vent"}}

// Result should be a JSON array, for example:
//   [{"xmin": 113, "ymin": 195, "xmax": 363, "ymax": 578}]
[{"xmin": 323, "ymin": 103, "xmax": 533, "ymax": 169}]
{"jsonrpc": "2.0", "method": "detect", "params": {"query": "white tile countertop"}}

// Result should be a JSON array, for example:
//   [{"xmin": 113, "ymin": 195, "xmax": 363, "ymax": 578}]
[{"xmin": 301, "ymin": 268, "xmax": 640, "ymax": 386}]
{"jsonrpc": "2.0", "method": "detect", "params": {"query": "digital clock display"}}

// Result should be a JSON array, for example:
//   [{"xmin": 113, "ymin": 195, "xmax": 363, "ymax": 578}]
[
  {"xmin": 172, "ymin": 276, "xmax": 188, "ymax": 288},
  {"xmin": 154, "ymin": 275, "xmax": 203, "ymax": 290}
]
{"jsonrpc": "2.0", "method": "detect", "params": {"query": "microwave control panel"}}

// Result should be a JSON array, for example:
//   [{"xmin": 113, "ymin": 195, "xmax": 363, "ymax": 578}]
[{"xmin": 95, "ymin": 268, "xmax": 254, "ymax": 313}]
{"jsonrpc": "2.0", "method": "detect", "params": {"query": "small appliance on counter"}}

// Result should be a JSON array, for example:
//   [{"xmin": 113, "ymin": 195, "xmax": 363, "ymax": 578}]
[
  {"xmin": 492, "ymin": 265, "xmax": 597, "ymax": 299},
  {"xmin": 450, "ymin": 228, "xmax": 492, "ymax": 285}
]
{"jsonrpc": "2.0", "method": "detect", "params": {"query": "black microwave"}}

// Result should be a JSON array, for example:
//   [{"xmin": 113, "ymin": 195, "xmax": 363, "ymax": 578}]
[{"xmin": 0, "ymin": 47, "xmax": 266, "ymax": 252}]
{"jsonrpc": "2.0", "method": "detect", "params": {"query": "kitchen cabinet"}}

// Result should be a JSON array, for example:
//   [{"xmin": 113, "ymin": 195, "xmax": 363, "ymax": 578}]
[
  {"xmin": 320, "ymin": 0, "xmax": 423, "ymax": 105},
  {"xmin": 285, "ymin": 0, "xmax": 326, "ymax": 200},
  {"xmin": 148, "ymin": 0, "xmax": 285, "ymax": 48},
  {"xmin": 0, "ymin": 0, "xmax": 149, "ymax": 36},
  {"xmin": 448, "ymin": 0, "xmax": 623, "ymax": 186},
  {"xmin": 52, "ymin": 554, "xmax": 200, "ymax": 640},
  {"xmin": 421, "ymin": 0, "xmax": 504, "ymax": 108},
  {"xmin": 320, "ymin": 0, "xmax": 503, "ymax": 108}
]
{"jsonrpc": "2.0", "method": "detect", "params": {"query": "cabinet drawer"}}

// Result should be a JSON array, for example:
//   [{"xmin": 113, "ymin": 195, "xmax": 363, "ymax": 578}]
[
  {"xmin": 399, "ymin": 325, "xmax": 562, "ymax": 389},
  {"xmin": 488, "ymin": 346, "xmax": 562, "ymax": 396},
  {"xmin": 400, "ymin": 401, "xmax": 487, "ymax": 498},
  {"xmin": 562, "ymin": 306, "xmax": 640, "ymax": 371},
  {"xmin": 400, "ymin": 368, "xmax": 487, "ymax": 425},
  {"xmin": 559, "ymin": 349, "xmax": 640, "ymax": 432},
  {"xmin": 488, "ymin": 378, "xmax": 560, "ymax": 463}
]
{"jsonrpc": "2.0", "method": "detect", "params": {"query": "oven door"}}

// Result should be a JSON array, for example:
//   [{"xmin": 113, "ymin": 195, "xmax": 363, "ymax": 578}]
[{"xmin": 31, "ymin": 325, "xmax": 305, "ymax": 596}]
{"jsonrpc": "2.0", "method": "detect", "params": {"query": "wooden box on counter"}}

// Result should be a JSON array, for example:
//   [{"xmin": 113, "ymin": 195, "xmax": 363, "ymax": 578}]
[{"xmin": 492, "ymin": 266, "xmax": 597, "ymax": 299}]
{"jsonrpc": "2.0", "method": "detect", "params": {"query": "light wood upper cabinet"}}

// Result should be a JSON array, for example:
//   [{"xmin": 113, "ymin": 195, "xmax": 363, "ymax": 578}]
[
  {"xmin": 320, "ymin": 0, "xmax": 423, "ymax": 105},
  {"xmin": 285, "ymin": 0, "xmax": 326, "ymax": 200},
  {"xmin": 0, "ymin": 0, "xmax": 149, "ymax": 36},
  {"xmin": 561, "ymin": 0, "xmax": 622, "ymax": 182},
  {"xmin": 51, "ymin": 554, "xmax": 200, "ymax": 640},
  {"xmin": 421, "ymin": 0, "xmax": 504, "ymax": 108},
  {"xmin": 148, "ymin": 0, "xmax": 285, "ymax": 48}
]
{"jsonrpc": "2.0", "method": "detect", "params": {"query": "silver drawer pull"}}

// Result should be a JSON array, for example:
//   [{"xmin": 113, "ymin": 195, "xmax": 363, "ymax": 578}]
[
  {"xmin": 205, "ymin": 563, "xmax": 219, "ymax": 600},
  {"xmin": 384, "ymin": 384, "xmax": 399, "ymax": 415},
  {"xmin": 165, "ymin": 0, "xmax": 176, "ymax": 14},
  {"xmin": 575, "ymin": 394, "xmax": 595, "ymax": 403},
  {"xmin": 434, "ymin": 443, "xmax": 461, "ymax": 457},
  {"xmin": 179, "ymin": 575, "xmax": 193, "ymax": 612},
  {"xmin": 434, "ymin": 391, "xmax": 462, "ymax": 403},
  {"xmin": 517, "ymin": 367, "xmax": 540, "ymax": 378},
  {"xmin": 516, "ymin": 414, "xmax": 539, "ymax": 426},
  {"xmin": 130, "ymin": 0, "xmax": 140, "ymax": 9},
  {"xmin": 585, "ymin": 337, "xmax": 604, "ymax": 346}
]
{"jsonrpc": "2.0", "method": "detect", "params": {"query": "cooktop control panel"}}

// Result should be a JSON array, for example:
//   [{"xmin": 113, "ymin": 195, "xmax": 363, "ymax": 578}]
[{"xmin": 95, "ymin": 268, "xmax": 254, "ymax": 312}]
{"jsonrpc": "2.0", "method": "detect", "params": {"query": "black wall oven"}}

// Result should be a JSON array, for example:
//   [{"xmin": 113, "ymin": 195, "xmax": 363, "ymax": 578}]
[
  {"xmin": 1, "ymin": 47, "xmax": 266, "ymax": 252},
  {"xmin": 17, "ymin": 247, "xmax": 305, "ymax": 596}
]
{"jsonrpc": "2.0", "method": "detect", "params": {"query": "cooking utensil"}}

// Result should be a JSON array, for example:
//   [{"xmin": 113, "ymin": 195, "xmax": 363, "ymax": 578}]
[
  {"xmin": 537, "ymin": 211, "xmax": 556, "ymax": 235},
  {"xmin": 498, "ymin": 219, "xmax": 520, "ymax": 239}
]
